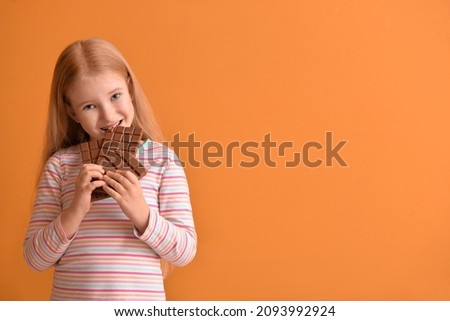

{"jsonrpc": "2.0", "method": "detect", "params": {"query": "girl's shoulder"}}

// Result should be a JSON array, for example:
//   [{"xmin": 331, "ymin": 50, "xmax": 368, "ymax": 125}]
[
  {"xmin": 52, "ymin": 145, "xmax": 81, "ymax": 159},
  {"xmin": 39, "ymin": 145, "xmax": 81, "ymax": 180},
  {"xmin": 46, "ymin": 145, "xmax": 82, "ymax": 168}
]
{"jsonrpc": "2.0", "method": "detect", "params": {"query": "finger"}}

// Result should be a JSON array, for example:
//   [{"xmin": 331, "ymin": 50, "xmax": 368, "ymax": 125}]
[
  {"xmin": 88, "ymin": 170, "xmax": 104, "ymax": 180},
  {"xmin": 106, "ymin": 170, "xmax": 132, "ymax": 188},
  {"xmin": 119, "ymin": 170, "xmax": 139, "ymax": 184},
  {"xmin": 114, "ymin": 170, "xmax": 140, "ymax": 185},
  {"xmin": 80, "ymin": 170, "xmax": 104, "ymax": 185},
  {"xmin": 79, "ymin": 165, "xmax": 105, "ymax": 184},
  {"xmin": 89, "ymin": 179, "xmax": 106, "ymax": 191},
  {"xmin": 102, "ymin": 184, "xmax": 121, "ymax": 200},
  {"xmin": 103, "ymin": 173, "xmax": 125, "ymax": 193},
  {"xmin": 81, "ymin": 163, "xmax": 106, "ymax": 174}
]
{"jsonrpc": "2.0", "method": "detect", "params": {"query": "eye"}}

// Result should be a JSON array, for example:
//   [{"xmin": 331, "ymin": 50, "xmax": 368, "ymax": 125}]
[
  {"xmin": 82, "ymin": 104, "xmax": 96, "ymax": 111},
  {"xmin": 111, "ymin": 93, "xmax": 122, "ymax": 101}
]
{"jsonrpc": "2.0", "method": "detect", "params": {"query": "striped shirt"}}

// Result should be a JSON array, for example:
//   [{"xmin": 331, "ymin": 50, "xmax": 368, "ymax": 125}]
[{"xmin": 23, "ymin": 140, "xmax": 197, "ymax": 300}]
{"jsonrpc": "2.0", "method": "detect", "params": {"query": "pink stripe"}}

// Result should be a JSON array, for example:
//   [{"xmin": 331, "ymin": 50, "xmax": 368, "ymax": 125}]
[
  {"xmin": 159, "ymin": 192, "xmax": 188, "ymax": 196},
  {"xmin": 92, "ymin": 203, "xmax": 124, "ymax": 207},
  {"xmin": 82, "ymin": 218, "xmax": 130, "ymax": 223},
  {"xmin": 160, "ymin": 208, "xmax": 192, "ymax": 213},
  {"xmin": 58, "ymin": 279, "xmax": 158, "ymax": 285},
  {"xmin": 142, "ymin": 186, "xmax": 158, "ymax": 192},
  {"xmin": 34, "ymin": 202, "xmax": 60, "ymax": 206},
  {"xmin": 29, "ymin": 219, "xmax": 52, "ymax": 223},
  {"xmin": 45, "ymin": 169, "xmax": 59, "ymax": 176},
  {"xmin": 147, "ymin": 170, "xmax": 163, "ymax": 176},
  {"xmin": 53, "ymin": 285, "xmax": 164, "ymax": 293},
  {"xmin": 38, "ymin": 185, "xmax": 59, "ymax": 190},
  {"xmin": 163, "ymin": 175, "xmax": 187, "ymax": 179},
  {"xmin": 67, "ymin": 262, "xmax": 158, "ymax": 267},
  {"xmin": 75, "ymin": 235, "xmax": 136, "ymax": 240},
  {"xmin": 64, "ymin": 253, "xmax": 157, "ymax": 258},
  {"xmin": 152, "ymin": 223, "xmax": 169, "ymax": 249},
  {"xmin": 65, "ymin": 163, "xmax": 81, "ymax": 167},
  {"xmin": 173, "ymin": 223, "xmax": 194, "ymax": 229},
  {"xmin": 57, "ymin": 270, "xmax": 161, "ymax": 276}
]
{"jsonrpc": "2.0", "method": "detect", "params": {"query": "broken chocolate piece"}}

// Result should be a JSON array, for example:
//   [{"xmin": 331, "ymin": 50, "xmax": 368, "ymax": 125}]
[
  {"xmin": 102, "ymin": 126, "xmax": 143, "ymax": 155},
  {"xmin": 79, "ymin": 140, "xmax": 102, "ymax": 164},
  {"xmin": 115, "ymin": 149, "xmax": 147, "ymax": 179}
]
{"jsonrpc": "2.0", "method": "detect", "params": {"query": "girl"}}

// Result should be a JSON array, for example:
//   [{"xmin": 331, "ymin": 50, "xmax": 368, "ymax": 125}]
[{"xmin": 23, "ymin": 38, "xmax": 197, "ymax": 300}]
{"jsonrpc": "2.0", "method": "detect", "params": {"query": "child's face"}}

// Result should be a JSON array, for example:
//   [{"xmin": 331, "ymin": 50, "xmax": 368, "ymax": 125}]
[{"xmin": 66, "ymin": 71, "xmax": 135, "ymax": 141}]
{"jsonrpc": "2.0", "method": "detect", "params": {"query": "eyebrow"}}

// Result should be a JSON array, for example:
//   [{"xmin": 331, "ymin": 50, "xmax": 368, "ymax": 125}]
[
  {"xmin": 74, "ymin": 87, "xmax": 125, "ymax": 109},
  {"xmin": 108, "ymin": 87, "xmax": 124, "ymax": 95}
]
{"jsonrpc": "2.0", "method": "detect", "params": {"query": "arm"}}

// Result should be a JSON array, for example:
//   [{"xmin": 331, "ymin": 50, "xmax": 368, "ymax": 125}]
[
  {"xmin": 23, "ymin": 154, "xmax": 72, "ymax": 271},
  {"xmin": 137, "ymin": 156, "xmax": 197, "ymax": 267},
  {"xmin": 23, "ymin": 153, "xmax": 105, "ymax": 271}
]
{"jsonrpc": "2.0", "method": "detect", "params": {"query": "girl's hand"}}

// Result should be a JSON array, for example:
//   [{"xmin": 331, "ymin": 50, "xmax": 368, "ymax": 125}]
[
  {"xmin": 102, "ymin": 170, "xmax": 149, "ymax": 233},
  {"xmin": 70, "ymin": 164, "xmax": 106, "ymax": 215}
]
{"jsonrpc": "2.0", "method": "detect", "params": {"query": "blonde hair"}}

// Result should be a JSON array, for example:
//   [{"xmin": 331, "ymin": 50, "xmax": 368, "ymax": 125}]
[
  {"xmin": 41, "ymin": 37, "xmax": 172, "ymax": 277},
  {"xmin": 44, "ymin": 37, "xmax": 163, "ymax": 164}
]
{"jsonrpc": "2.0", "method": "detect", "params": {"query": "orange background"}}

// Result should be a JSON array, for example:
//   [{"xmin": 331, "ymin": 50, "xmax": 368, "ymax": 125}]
[{"xmin": 1, "ymin": 1, "xmax": 450, "ymax": 300}]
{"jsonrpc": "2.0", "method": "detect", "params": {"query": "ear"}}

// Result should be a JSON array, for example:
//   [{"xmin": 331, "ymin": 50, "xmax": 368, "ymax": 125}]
[{"xmin": 65, "ymin": 103, "xmax": 80, "ymax": 123}]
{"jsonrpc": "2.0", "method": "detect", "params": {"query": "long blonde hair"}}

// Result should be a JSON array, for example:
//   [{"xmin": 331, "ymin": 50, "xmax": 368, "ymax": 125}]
[
  {"xmin": 44, "ymin": 37, "xmax": 163, "ymax": 164},
  {"xmin": 41, "ymin": 37, "xmax": 172, "ymax": 277}
]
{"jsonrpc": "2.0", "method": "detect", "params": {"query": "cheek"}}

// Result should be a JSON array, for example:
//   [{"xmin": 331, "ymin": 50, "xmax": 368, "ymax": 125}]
[
  {"xmin": 123, "ymin": 97, "xmax": 135, "ymax": 113},
  {"xmin": 77, "ymin": 114, "xmax": 96, "ymax": 127}
]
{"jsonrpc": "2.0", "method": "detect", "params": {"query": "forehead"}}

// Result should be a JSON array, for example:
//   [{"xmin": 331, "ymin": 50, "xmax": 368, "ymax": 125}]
[
  {"xmin": 72, "ymin": 71, "xmax": 127, "ymax": 90},
  {"xmin": 67, "ymin": 71, "xmax": 128, "ymax": 99}
]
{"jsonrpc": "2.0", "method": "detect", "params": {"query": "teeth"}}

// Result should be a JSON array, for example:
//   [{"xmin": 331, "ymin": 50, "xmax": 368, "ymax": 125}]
[{"xmin": 102, "ymin": 120, "xmax": 121, "ymax": 131}]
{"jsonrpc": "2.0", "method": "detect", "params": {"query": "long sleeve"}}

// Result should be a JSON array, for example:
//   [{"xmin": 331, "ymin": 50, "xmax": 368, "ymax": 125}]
[
  {"xmin": 23, "ymin": 153, "xmax": 72, "ymax": 271},
  {"xmin": 136, "ymin": 154, "xmax": 197, "ymax": 267}
]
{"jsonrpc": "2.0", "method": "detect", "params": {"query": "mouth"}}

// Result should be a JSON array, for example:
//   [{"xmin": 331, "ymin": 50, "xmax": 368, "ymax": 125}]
[{"xmin": 101, "ymin": 120, "xmax": 123, "ymax": 132}]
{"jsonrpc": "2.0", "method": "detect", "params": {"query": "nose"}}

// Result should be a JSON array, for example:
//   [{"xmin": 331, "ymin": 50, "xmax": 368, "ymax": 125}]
[{"xmin": 98, "ymin": 103, "xmax": 116, "ymax": 123}]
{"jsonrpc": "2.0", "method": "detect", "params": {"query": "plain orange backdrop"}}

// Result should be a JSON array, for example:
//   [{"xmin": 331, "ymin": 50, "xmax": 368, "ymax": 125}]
[{"xmin": 1, "ymin": 0, "xmax": 450, "ymax": 300}]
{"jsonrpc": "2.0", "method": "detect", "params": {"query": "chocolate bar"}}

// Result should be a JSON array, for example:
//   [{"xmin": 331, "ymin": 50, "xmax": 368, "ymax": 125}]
[
  {"xmin": 79, "ymin": 139, "xmax": 102, "ymax": 163},
  {"xmin": 96, "ymin": 126, "xmax": 146, "ymax": 178},
  {"xmin": 79, "ymin": 126, "xmax": 147, "ymax": 201},
  {"xmin": 97, "ymin": 149, "xmax": 147, "ymax": 179},
  {"xmin": 103, "ymin": 126, "xmax": 143, "ymax": 154}
]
